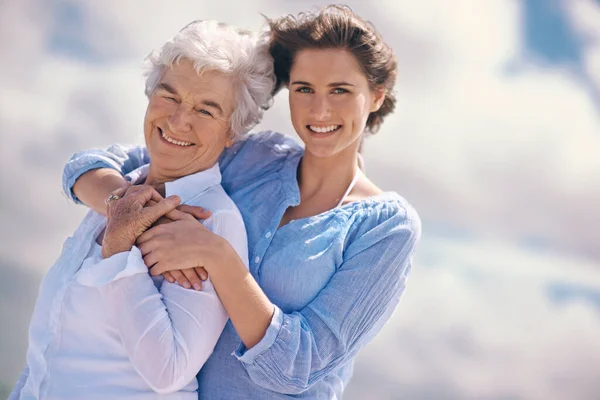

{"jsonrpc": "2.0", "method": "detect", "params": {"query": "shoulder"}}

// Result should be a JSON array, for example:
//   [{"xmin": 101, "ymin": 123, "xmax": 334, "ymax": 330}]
[
  {"xmin": 237, "ymin": 130, "xmax": 301, "ymax": 152},
  {"xmin": 219, "ymin": 131, "xmax": 301, "ymax": 171},
  {"xmin": 218, "ymin": 130, "xmax": 302, "ymax": 189},
  {"xmin": 343, "ymin": 193, "xmax": 421, "ymax": 255}
]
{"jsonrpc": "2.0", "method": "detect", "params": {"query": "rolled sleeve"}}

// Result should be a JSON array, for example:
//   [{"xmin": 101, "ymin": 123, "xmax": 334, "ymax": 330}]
[
  {"xmin": 62, "ymin": 144, "xmax": 149, "ymax": 204},
  {"xmin": 230, "ymin": 206, "xmax": 421, "ymax": 394},
  {"xmin": 76, "ymin": 246, "xmax": 147, "ymax": 287},
  {"xmin": 234, "ymin": 305, "xmax": 282, "ymax": 363}
]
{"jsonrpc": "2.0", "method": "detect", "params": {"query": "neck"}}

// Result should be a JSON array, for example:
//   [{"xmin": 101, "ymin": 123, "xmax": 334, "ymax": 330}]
[
  {"xmin": 298, "ymin": 149, "xmax": 360, "ymax": 203},
  {"xmin": 145, "ymin": 163, "xmax": 211, "ymax": 188}
]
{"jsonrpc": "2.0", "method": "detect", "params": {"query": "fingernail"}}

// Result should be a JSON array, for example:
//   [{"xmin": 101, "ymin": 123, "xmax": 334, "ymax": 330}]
[
  {"xmin": 182, "ymin": 281, "xmax": 191, "ymax": 289},
  {"xmin": 193, "ymin": 283, "xmax": 202, "ymax": 291}
]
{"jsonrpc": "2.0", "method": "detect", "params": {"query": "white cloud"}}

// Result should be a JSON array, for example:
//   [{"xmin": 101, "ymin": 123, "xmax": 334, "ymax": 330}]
[
  {"xmin": 360, "ymin": 0, "xmax": 600, "ymax": 260},
  {"xmin": 348, "ymin": 236, "xmax": 600, "ymax": 400}
]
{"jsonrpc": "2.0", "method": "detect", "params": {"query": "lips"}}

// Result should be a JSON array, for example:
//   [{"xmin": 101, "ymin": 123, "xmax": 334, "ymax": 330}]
[
  {"xmin": 158, "ymin": 127, "xmax": 194, "ymax": 147},
  {"xmin": 307, "ymin": 125, "xmax": 342, "ymax": 133}
]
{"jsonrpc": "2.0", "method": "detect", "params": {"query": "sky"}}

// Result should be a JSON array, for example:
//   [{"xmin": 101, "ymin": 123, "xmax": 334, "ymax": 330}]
[{"xmin": 1, "ymin": 0, "xmax": 599, "ymax": 398}]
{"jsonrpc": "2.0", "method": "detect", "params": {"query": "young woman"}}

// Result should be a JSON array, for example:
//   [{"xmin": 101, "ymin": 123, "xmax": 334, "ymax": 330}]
[{"xmin": 61, "ymin": 6, "xmax": 421, "ymax": 399}]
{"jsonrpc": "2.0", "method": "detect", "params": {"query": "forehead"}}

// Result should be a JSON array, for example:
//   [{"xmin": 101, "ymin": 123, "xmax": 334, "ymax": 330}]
[
  {"xmin": 159, "ymin": 60, "xmax": 236, "ymax": 113},
  {"xmin": 290, "ymin": 48, "xmax": 366, "ymax": 83}
]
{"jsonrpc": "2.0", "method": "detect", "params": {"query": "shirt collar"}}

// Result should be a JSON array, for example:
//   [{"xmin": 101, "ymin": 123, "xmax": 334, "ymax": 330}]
[{"xmin": 125, "ymin": 162, "xmax": 222, "ymax": 204}]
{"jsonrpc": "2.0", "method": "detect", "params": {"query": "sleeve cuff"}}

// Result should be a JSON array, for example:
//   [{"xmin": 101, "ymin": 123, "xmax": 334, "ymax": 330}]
[
  {"xmin": 234, "ymin": 305, "xmax": 282, "ymax": 364},
  {"xmin": 63, "ymin": 160, "xmax": 118, "ymax": 204},
  {"xmin": 76, "ymin": 246, "xmax": 148, "ymax": 287}
]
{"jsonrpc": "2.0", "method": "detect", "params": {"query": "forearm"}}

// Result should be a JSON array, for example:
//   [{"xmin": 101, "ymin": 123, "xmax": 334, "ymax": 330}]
[
  {"xmin": 80, "ymin": 248, "xmax": 226, "ymax": 393},
  {"xmin": 73, "ymin": 168, "xmax": 127, "ymax": 215},
  {"xmin": 209, "ymin": 247, "xmax": 274, "ymax": 349}
]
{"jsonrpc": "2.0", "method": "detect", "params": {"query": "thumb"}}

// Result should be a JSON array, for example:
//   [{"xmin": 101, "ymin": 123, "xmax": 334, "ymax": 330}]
[
  {"xmin": 177, "ymin": 204, "xmax": 212, "ymax": 220},
  {"xmin": 141, "ymin": 195, "xmax": 181, "ymax": 224},
  {"xmin": 164, "ymin": 207, "xmax": 196, "ymax": 221}
]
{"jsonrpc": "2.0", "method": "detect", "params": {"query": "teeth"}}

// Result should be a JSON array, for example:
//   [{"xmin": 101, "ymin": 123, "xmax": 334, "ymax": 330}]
[
  {"xmin": 160, "ymin": 129, "xmax": 193, "ymax": 147},
  {"xmin": 309, "ymin": 125, "xmax": 340, "ymax": 133}
]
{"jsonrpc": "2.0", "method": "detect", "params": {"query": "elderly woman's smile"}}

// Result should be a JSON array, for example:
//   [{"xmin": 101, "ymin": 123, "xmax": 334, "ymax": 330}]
[
  {"xmin": 144, "ymin": 59, "xmax": 236, "ymax": 184},
  {"xmin": 157, "ymin": 127, "xmax": 195, "ymax": 147}
]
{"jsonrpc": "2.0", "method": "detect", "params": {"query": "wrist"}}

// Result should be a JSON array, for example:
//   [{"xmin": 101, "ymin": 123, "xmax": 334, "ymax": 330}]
[
  {"xmin": 101, "ymin": 231, "xmax": 134, "ymax": 259},
  {"xmin": 206, "ymin": 237, "xmax": 241, "ymax": 277},
  {"xmin": 101, "ymin": 242, "xmax": 133, "ymax": 259}
]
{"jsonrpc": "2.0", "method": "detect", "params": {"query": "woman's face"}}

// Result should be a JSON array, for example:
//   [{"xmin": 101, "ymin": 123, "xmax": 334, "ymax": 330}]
[
  {"xmin": 288, "ymin": 48, "xmax": 385, "ymax": 160},
  {"xmin": 144, "ymin": 59, "xmax": 235, "ymax": 182}
]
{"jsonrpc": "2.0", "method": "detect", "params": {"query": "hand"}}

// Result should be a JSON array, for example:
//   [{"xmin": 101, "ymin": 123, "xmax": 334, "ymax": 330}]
[
  {"xmin": 102, "ymin": 185, "xmax": 181, "ymax": 258},
  {"xmin": 144, "ymin": 203, "xmax": 211, "ymax": 290},
  {"xmin": 136, "ymin": 206, "xmax": 228, "ymax": 289}
]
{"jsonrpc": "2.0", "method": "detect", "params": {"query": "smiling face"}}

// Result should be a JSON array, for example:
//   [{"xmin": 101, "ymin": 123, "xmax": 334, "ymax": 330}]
[
  {"xmin": 144, "ymin": 59, "xmax": 236, "ymax": 183},
  {"xmin": 288, "ymin": 48, "xmax": 385, "ymax": 160}
]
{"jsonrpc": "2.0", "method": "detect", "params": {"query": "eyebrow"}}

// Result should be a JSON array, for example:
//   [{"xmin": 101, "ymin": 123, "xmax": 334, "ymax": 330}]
[
  {"xmin": 291, "ymin": 80, "xmax": 355, "ymax": 87},
  {"xmin": 156, "ymin": 82, "xmax": 177, "ymax": 94},
  {"xmin": 156, "ymin": 82, "xmax": 225, "ymax": 115},
  {"xmin": 200, "ymin": 99, "xmax": 224, "ymax": 116}
]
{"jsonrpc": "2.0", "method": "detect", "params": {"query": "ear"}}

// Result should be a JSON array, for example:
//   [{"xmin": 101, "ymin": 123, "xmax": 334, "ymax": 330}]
[
  {"xmin": 370, "ymin": 88, "xmax": 386, "ymax": 113},
  {"xmin": 225, "ymin": 135, "xmax": 235, "ymax": 148}
]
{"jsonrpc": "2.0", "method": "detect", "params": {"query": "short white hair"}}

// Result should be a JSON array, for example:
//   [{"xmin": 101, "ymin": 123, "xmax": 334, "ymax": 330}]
[{"xmin": 144, "ymin": 20, "xmax": 275, "ymax": 137}]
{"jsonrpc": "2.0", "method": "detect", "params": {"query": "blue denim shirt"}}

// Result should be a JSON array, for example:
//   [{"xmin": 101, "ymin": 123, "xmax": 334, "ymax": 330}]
[{"xmin": 62, "ymin": 131, "xmax": 421, "ymax": 399}]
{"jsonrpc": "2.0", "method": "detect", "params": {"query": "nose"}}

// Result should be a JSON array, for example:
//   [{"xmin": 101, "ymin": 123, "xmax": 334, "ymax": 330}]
[
  {"xmin": 167, "ymin": 104, "xmax": 193, "ymax": 133},
  {"xmin": 309, "ymin": 95, "xmax": 332, "ymax": 120}
]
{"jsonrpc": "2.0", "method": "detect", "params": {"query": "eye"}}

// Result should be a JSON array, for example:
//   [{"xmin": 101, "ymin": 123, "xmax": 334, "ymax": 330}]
[
  {"xmin": 296, "ymin": 86, "xmax": 313, "ymax": 94},
  {"xmin": 197, "ymin": 109, "xmax": 214, "ymax": 117},
  {"xmin": 332, "ymin": 87, "xmax": 349, "ymax": 94},
  {"xmin": 163, "ymin": 95, "xmax": 178, "ymax": 102}
]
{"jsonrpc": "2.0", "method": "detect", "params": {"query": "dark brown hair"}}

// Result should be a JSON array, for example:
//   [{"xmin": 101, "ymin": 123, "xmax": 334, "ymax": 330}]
[{"xmin": 268, "ymin": 5, "xmax": 397, "ymax": 134}]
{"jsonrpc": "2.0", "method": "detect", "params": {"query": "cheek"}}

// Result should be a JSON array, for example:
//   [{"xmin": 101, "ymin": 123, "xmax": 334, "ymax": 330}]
[
  {"xmin": 289, "ymin": 95, "xmax": 311, "ymax": 114},
  {"xmin": 148, "ymin": 101, "xmax": 175, "ymax": 119}
]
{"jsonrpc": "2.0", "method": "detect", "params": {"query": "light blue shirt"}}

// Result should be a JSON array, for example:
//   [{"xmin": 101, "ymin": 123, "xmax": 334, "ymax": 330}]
[
  {"xmin": 60, "ymin": 131, "xmax": 421, "ymax": 399},
  {"xmin": 11, "ymin": 164, "xmax": 248, "ymax": 400}
]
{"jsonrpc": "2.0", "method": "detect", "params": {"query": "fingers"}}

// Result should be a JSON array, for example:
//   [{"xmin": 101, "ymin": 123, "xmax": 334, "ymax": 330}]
[
  {"xmin": 141, "ymin": 195, "xmax": 181, "ymax": 224},
  {"xmin": 149, "ymin": 261, "xmax": 169, "ymax": 277},
  {"xmin": 137, "ymin": 224, "xmax": 164, "ymax": 245},
  {"xmin": 163, "ymin": 271, "xmax": 176, "ymax": 284},
  {"xmin": 142, "ymin": 250, "xmax": 160, "ymax": 268},
  {"xmin": 195, "ymin": 266, "xmax": 208, "ymax": 281},
  {"xmin": 181, "ymin": 268, "xmax": 204, "ymax": 291},
  {"xmin": 164, "ymin": 207, "xmax": 197, "ymax": 222},
  {"xmin": 177, "ymin": 204, "xmax": 212, "ymax": 220},
  {"xmin": 160, "ymin": 269, "xmax": 202, "ymax": 291},
  {"xmin": 134, "ymin": 186, "xmax": 166, "ymax": 205},
  {"xmin": 167, "ymin": 270, "xmax": 192, "ymax": 289}
]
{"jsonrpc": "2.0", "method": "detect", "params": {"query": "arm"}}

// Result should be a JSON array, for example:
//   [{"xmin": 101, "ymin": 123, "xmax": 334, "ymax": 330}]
[
  {"xmin": 212, "ymin": 209, "xmax": 420, "ymax": 394},
  {"xmin": 8, "ymin": 365, "xmax": 29, "ymax": 400},
  {"xmin": 78, "ymin": 207, "xmax": 247, "ymax": 394},
  {"xmin": 146, "ymin": 205, "xmax": 421, "ymax": 394},
  {"xmin": 78, "ymin": 248, "xmax": 228, "ymax": 394},
  {"xmin": 62, "ymin": 144, "xmax": 149, "ymax": 213}
]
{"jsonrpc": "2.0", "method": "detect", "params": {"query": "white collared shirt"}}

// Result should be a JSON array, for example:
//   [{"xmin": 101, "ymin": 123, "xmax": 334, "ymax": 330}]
[{"xmin": 11, "ymin": 163, "xmax": 248, "ymax": 400}]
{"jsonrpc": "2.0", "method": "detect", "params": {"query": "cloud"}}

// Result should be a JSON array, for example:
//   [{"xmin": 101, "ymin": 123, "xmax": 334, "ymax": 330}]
[
  {"xmin": 358, "ymin": 0, "xmax": 600, "ymax": 261},
  {"xmin": 347, "ymin": 235, "xmax": 600, "ymax": 400}
]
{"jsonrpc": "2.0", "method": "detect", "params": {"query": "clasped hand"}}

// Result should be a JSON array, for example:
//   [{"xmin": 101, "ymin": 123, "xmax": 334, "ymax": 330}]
[{"xmin": 102, "ymin": 183, "xmax": 214, "ymax": 290}]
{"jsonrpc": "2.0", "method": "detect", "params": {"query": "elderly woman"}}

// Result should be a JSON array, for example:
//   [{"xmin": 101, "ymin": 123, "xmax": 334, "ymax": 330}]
[{"xmin": 10, "ymin": 20, "xmax": 274, "ymax": 399}]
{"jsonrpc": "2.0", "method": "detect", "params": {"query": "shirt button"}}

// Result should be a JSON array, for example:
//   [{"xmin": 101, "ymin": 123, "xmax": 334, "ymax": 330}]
[
  {"xmin": 255, "ymin": 256, "xmax": 261, "ymax": 264},
  {"xmin": 265, "ymin": 231, "xmax": 272, "ymax": 238}
]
